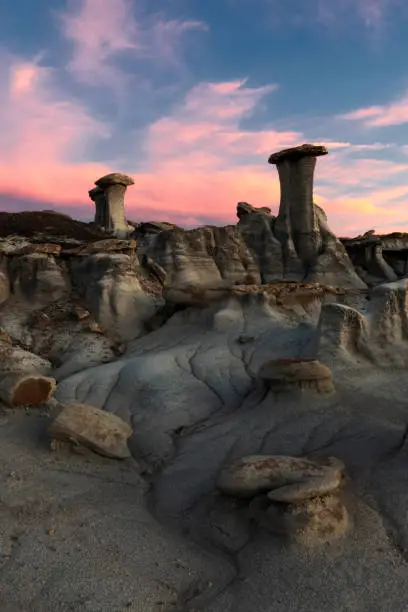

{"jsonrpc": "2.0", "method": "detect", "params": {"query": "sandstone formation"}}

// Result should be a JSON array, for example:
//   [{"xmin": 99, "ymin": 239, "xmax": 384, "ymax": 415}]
[
  {"xmin": 90, "ymin": 172, "xmax": 134, "ymax": 237},
  {"xmin": 216, "ymin": 454, "xmax": 344, "ymax": 500},
  {"xmin": 341, "ymin": 231, "xmax": 408, "ymax": 285},
  {"xmin": 249, "ymin": 491, "xmax": 349, "ymax": 546},
  {"xmin": 217, "ymin": 454, "xmax": 347, "ymax": 546},
  {"xmin": 267, "ymin": 144, "xmax": 366, "ymax": 287},
  {"xmin": 0, "ymin": 373, "xmax": 56, "ymax": 407},
  {"xmin": 258, "ymin": 358, "xmax": 335, "ymax": 393},
  {"xmin": 48, "ymin": 402, "xmax": 132, "ymax": 458}
]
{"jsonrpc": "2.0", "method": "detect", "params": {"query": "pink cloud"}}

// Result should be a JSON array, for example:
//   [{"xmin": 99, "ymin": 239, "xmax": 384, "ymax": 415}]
[
  {"xmin": 143, "ymin": 79, "xmax": 297, "ymax": 169},
  {"xmin": 317, "ymin": 156, "xmax": 408, "ymax": 188},
  {"xmin": 339, "ymin": 93, "xmax": 408, "ymax": 127},
  {"xmin": 59, "ymin": 0, "xmax": 140, "ymax": 84},
  {"xmin": 58, "ymin": 0, "xmax": 208, "ymax": 85},
  {"xmin": 0, "ymin": 53, "xmax": 111, "ymax": 202},
  {"xmin": 0, "ymin": 53, "xmax": 284, "ymax": 224}
]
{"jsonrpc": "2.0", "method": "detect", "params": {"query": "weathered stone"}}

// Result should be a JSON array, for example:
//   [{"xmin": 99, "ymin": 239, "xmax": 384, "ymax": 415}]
[
  {"xmin": 143, "ymin": 225, "xmax": 261, "ymax": 286},
  {"xmin": 258, "ymin": 358, "xmax": 335, "ymax": 393},
  {"xmin": 47, "ymin": 403, "xmax": 132, "ymax": 459},
  {"xmin": 216, "ymin": 454, "xmax": 344, "ymax": 500},
  {"xmin": 237, "ymin": 202, "xmax": 271, "ymax": 219},
  {"xmin": 95, "ymin": 173, "xmax": 135, "ymax": 189},
  {"xmin": 341, "ymin": 232, "xmax": 408, "ymax": 283},
  {"xmin": 13, "ymin": 243, "xmax": 62, "ymax": 256},
  {"xmin": 69, "ymin": 306, "xmax": 91, "ymax": 321},
  {"xmin": 89, "ymin": 186, "xmax": 107, "ymax": 229},
  {"xmin": 268, "ymin": 143, "xmax": 328, "ymax": 164},
  {"xmin": 70, "ymin": 253, "xmax": 159, "ymax": 342},
  {"xmin": 0, "ymin": 373, "xmax": 56, "ymax": 407},
  {"xmin": 249, "ymin": 492, "xmax": 349, "ymax": 546},
  {"xmin": 7, "ymin": 253, "xmax": 71, "ymax": 305},
  {"xmin": 265, "ymin": 145, "xmax": 366, "ymax": 288},
  {"xmin": 135, "ymin": 221, "xmax": 179, "ymax": 235},
  {"xmin": 92, "ymin": 173, "xmax": 134, "ymax": 238},
  {"xmin": 163, "ymin": 281, "xmax": 234, "ymax": 307},
  {"xmin": 73, "ymin": 239, "xmax": 137, "ymax": 255}
]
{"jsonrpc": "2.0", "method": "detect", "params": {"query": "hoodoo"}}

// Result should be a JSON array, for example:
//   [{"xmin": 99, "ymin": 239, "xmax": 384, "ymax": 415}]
[
  {"xmin": 269, "ymin": 144, "xmax": 328, "ymax": 276},
  {"xmin": 90, "ymin": 172, "xmax": 134, "ymax": 237}
]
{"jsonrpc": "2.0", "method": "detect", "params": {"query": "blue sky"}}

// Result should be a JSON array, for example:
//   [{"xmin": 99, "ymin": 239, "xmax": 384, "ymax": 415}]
[{"xmin": 1, "ymin": 0, "xmax": 408, "ymax": 234}]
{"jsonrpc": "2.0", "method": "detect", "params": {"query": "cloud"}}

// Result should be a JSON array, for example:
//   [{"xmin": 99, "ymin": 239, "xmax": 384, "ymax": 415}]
[
  {"xmin": 339, "ymin": 92, "xmax": 408, "ymax": 127},
  {"xmin": 0, "ymin": 51, "xmax": 112, "ymax": 205},
  {"xmin": 58, "ymin": 0, "xmax": 208, "ymax": 86},
  {"xmin": 0, "ymin": 43, "xmax": 291, "ymax": 225},
  {"xmin": 315, "ymin": 0, "xmax": 405, "ymax": 29},
  {"xmin": 259, "ymin": 0, "xmax": 407, "ymax": 31}
]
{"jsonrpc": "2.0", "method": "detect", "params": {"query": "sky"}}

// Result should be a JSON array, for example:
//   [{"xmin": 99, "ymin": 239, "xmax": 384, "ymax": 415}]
[{"xmin": 1, "ymin": 1, "xmax": 408, "ymax": 235}]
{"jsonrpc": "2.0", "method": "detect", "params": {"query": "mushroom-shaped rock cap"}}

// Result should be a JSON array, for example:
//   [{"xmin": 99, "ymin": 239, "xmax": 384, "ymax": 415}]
[
  {"xmin": 258, "ymin": 358, "xmax": 334, "ymax": 393},
  {"xmin": 95, "ymin": 172, "xmax": 135, "ymax": 188},
  {"xmin": 216, "ymin": 454, "xmax": 345, "ymax": 500},
  {"xmin": 268, "ymin": 144, "xmax": 328, "ymax": 164},
  {"xmin": 88, "ymin": 186, "xmax": 104, "ymax": 199}
]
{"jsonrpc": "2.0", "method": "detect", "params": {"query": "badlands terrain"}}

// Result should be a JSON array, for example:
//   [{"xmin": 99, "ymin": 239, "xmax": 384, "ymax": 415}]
[{"xmin": 2, "ymin": 145, "xmax": 408, "ymax": 611}]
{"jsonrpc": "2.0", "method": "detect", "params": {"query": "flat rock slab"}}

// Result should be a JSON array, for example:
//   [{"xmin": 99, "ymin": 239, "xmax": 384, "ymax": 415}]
[
  {"xmin": 268, "ymin": 143, "xmax": 328, "ymax": 164},
  {"xmin": 48, "ymin": 403, "xmax": 132, "ymax": 459},
  {"xmin": 95, "ymin": 172, "xmax": 134, "ymax": 188},
  {"xmin": 216, "ymin": 454, "xmax": 345, "ymax": 501}
]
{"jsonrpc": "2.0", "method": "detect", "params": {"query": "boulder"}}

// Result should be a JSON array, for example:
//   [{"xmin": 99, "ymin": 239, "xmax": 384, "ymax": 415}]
[
  {"xmin": 258, "ymin": 358, "xmax": 335, "ymax": 393},
  {"xmin": 249, "ymin": 492, "xmax": 349, "ymax": 546},
  {"xmin": 0, "ymin": 373, "xmax": 56, "ymax": 407},
  {"xmin": 216, "ymin": 454, "xmax": 344, "ymax": 500},
  {"xmin": 48, "ymin": 403, "xmax": 132, "ymax": 459}
]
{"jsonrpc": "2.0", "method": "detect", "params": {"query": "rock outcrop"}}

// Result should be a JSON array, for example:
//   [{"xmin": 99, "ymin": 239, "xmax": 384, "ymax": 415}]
[
  {"xmin": 258, "ymin": 358, "xmax": 335, "ymax": 394},
  {"xmin": 341, "ymin": 232, "xmax": 408, "ymax": 285}
]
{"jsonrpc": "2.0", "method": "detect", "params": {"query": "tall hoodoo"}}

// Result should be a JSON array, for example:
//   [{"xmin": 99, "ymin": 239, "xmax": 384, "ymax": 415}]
[
  {"xmin": 268, "ymin": 144, "xmax": 328, "ymax": 276},
  {"xmin": 88, "ymin": 186, "xmax": 106, "ymax": 228},
  {"xmin": 90, "ymin": 172, "xmax": 134, "ymax": 238}
]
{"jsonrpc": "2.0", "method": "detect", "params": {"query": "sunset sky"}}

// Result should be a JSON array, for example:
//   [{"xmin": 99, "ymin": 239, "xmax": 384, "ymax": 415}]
[{"xmin": 2, "ymin": 0, "xmax": 408, "ymax": 235}]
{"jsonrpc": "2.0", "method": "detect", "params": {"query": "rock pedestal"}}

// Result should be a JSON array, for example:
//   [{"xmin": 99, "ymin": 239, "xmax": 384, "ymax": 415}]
[
  {"xmin": 88, "ymin": 187, "xmax": 107, "ymax": 228},
  {"xmin": 268, "ymin": 144, "xmax": 328, "ymax": 277},
  {"xmin": 90, "ymin": 173, "xmax": 134, "ymax": 238}
]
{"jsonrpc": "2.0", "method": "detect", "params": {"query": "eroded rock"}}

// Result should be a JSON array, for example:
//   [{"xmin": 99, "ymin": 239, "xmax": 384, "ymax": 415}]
[
  {"xmin": 0, "ymin": 373, "xmax": 56, "ymax": 407},
  {"xmin": 92, "ymin": 173, "xmax": 134, "ymax": 238},
  {"xmin": 258, "ymin": 358, "xmax": 335, "ymax": 393},
  {"xmin": 249, "ymin": 492, "xmax": 349, "ymax": 546},
  {"xmin": 48, "ymin": 403, "xmax": 132, "ymax": 459},
  {"xmin": 216, "ymin": 454, "xmax": 344, "ymax": 500}
]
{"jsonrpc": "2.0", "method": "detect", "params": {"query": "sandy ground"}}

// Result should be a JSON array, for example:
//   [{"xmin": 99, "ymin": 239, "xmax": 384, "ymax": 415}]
[{"xmin": 0, "ymin": 405, "xmax": 234, "ymax": 612}]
